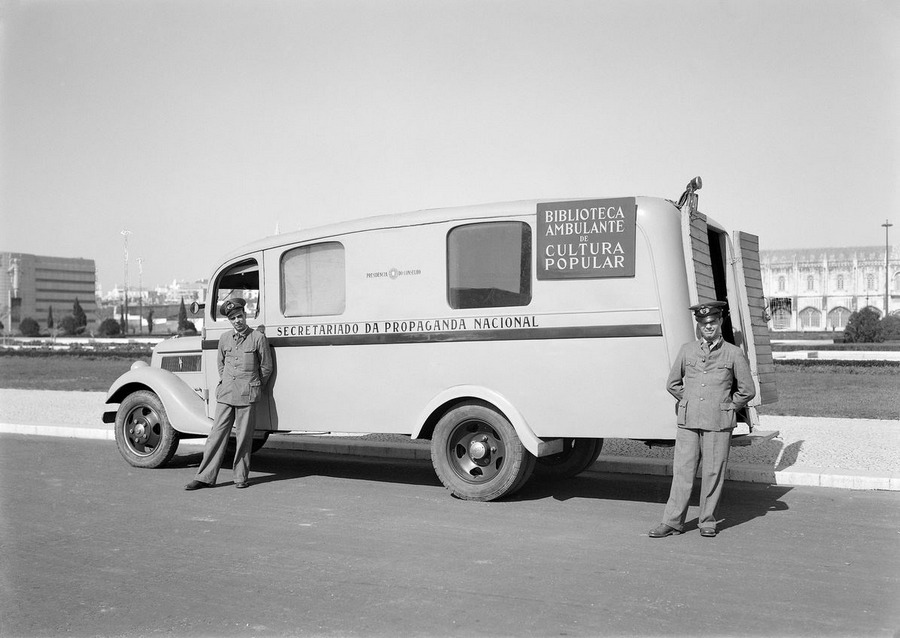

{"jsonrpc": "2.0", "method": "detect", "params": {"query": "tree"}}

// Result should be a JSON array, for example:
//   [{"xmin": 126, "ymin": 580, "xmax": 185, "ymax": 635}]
[
  {"xmin": 98, "ymin": 317, "xmax": 122, "ymax": 336},
  {"xmin": 177, "ymin": 297, "xmax": 196, "ymax": 334},
  {"xmin": 146, "ymin": 309, "xmax": 154, "ymax": 335},
  {"xmin": 58, "ymin": 315, "xmax": 77, "ymax": 336},
  {"xmin": 72, "ymin": 298, "xmax": 87, "ymax": 333},
  {"xmin": 880, "ymin": 314, "xmax": 900, "ymax": 342},
  {"xmin": 843, "ymin": 307, "xmax": 882, "ymax": 343},
  {"xmin": 47, "ymin": 305, "xmax": 54, "ymax": 330},
  {"xmin": 19, "ymin": 317, "xmax": 40, "ymax": 337}
]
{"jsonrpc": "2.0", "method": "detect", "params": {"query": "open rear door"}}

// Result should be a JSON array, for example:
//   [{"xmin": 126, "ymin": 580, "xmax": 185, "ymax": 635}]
[
  {"xmin": 732, "ymin": 231, "xmax": 778, "ymax": 407},
  {"xmin": 680, "ymin": 206, "xmax": 718, "ymax": 307}
]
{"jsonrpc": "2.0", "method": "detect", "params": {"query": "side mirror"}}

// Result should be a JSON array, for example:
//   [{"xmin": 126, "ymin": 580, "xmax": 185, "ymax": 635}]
[{"xmin": 189, "ymin": 301, "xmax": 205, "ymax": 315}]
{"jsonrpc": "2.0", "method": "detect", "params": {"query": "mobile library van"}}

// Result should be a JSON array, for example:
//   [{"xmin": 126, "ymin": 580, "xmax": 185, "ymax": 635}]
[{"xmin": 104, "ymin": 177, "xmax": 776, "ymax": 500}]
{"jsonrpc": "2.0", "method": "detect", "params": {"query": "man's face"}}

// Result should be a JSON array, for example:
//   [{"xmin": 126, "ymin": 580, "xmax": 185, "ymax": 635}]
[
  {"xmin": 698, "ymin": 317, "xmax": 722, "ymax": 343},
  {"xmin": 227, "ymin": 310, "xmax": 247, "ymax": 332}
]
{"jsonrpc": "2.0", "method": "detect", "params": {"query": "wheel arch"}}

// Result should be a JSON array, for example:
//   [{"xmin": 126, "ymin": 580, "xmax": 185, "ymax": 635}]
[
  {"xmin": 103, "ymin": 364, "xmax": 212, "ymax": 436},
  {"xmin": 412, "ymin": 385, "xmax": 548, "ymax": 456}
]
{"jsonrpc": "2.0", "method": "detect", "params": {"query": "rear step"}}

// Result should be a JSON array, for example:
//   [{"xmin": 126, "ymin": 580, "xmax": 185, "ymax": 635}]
[
  {"xmin": 641, "ymin": 429, "xmax": 780, "ymax": 449},
  {"xmin": 730, "ymin": 429, "xmax": 779, "ymax": 447}
]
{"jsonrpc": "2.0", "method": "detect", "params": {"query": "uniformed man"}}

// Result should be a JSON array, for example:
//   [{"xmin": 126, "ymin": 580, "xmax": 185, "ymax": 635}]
[
  {"xmin": 185, "ymin": 297, "xmax": 273, "ymax": 490},
  {"xmin": 649, "ymin": 301, "xmax": 756, "ymax": 538}
]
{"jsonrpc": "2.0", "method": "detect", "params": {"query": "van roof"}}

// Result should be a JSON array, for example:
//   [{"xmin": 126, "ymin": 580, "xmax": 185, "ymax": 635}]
[{"xmin": 215, "ymin": 195, "xmax": 672, "ymax": 266}]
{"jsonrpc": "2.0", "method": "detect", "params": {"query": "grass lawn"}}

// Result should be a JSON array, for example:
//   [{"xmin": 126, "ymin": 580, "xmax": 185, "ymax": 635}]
[
  {"xmin": 759, "ymin": 364, "xmax": 899, "ymax": 420},
  {"xmin": 0, "ymin": 355, "xmax": 150, "ymax": 392},
  {"xmin": 0, "ymin": 355, "xmax": 898, "ymax": 420}
]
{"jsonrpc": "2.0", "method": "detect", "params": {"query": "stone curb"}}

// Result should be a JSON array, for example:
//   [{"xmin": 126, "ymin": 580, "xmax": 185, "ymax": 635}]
[{"xmin": 2, "ymin": 423, "xmax": 897, "ymax": 492}]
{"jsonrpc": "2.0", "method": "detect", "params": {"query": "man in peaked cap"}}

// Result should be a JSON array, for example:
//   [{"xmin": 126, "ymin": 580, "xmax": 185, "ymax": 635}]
[
  {"xmin": 649, "ymin": 301, "xmax": 756, "ymax": 538},
  {"xmin": 185, "ymin": 296, "xmax": 273, "ymax": 491}
]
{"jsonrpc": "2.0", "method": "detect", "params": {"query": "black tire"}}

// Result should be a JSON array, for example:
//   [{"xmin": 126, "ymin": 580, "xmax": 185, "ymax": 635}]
[
  {"xmin": 431, "ymin": 402, "xmax": 536, "ymax": 501},
  {"xmin": 534, "ymin": 438, "xmax": 603, "ymax": 480},
  {"xmin": 114, "ymin": 390, "xmax": 180, "ymax": 468},
  {"xmin": 251, "ymin": 433, "xmax": 269, "ymax": 453}
]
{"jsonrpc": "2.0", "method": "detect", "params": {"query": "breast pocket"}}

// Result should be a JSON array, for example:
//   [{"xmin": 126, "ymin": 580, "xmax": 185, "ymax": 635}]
[{"xmin": 242, "ymin": 352, "xmax": 257, "ymax": 371}]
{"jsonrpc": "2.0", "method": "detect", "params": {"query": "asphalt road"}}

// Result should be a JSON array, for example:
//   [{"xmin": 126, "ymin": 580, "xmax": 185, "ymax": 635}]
[{"xmin": 2, "ymin": 435, "xmax": 899, "ymax": 638}]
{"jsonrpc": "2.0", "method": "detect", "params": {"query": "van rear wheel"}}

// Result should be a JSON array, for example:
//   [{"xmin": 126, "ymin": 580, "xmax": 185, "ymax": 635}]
[
  {"xmin": 114, "ymin": 390, "xmax": 180, "ymax": 468},
  {"xmin": 534, "ymin": 438, "xmax": 603, "ymax": 479},
  {"xmin": 431, "ymin": 402, "xmax": 535, "ymax": 501}
]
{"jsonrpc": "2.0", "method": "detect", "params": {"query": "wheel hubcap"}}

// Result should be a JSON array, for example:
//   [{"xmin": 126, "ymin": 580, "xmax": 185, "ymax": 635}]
[
  {"xmin": 448, "ymin": 421, "xmax": 505, "ymax": 484},
  {"xmin": 124, "ymin": 405, "xmax": 161, "ymax": 456}
]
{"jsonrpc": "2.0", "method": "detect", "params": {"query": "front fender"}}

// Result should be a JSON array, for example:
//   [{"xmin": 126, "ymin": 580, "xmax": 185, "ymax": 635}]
[
  {"xmin": 412, "ymin": 385, "xmax": 563, "ymax": 457},
  {"xmin": 103, "ymin": 363, "xmax": 213, "ymax": 436}
]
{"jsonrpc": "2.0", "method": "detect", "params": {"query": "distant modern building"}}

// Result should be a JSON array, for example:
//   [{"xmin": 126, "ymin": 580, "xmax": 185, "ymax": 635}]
[
  {"xmin": 0, "ymin": 252, "xmax": 98, "ymax": 334},
  {"xmin": 761, "ymin": 246, "xmax": 899, "ymax": 332}
]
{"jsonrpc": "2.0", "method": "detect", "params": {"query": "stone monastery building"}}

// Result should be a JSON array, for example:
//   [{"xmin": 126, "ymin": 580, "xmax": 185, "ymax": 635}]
[{"xmin": 760, "ymin": 246, "xmax": 899, "ymax": 332}]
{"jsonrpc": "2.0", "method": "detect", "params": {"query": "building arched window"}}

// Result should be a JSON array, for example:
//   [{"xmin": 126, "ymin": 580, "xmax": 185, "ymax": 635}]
[
  {"xmin": 893, "ymin": 272, "xmax": 900, "ymax": 292},
  {"xmin": 806, "ymin": 275, "xmax": 815, "ymax": 291},
  {"xmin": 772, "ymin": 308, "xmax": 791, "ymax": 330},
  {"xmin": 800, "ymin": 307, "xmax": 821, "ymax": 329},
  {"xmin": 778, "ymin": 276, "xmax": 786, "ymax": 292},
  {"xmin": 836, "ymin": 274, "xmax": 844, "ymax": 291},
  {"xmin": 827, "ymin": 307, "xmax": 850, "ymax": 330},
  {"xmin": 867, "ymin": 273, "xmax": 876, "ymax": 290}
]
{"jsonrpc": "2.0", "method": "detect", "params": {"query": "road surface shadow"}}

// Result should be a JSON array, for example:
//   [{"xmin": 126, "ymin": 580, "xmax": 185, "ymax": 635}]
[{"xmin": 164, "ymin": 445, "xmax": 794, "ymax": 531}]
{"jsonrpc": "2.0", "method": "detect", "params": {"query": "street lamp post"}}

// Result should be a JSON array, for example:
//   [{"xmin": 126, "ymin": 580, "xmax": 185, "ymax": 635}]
[
  {"xmin": 883, "ymin": 220, "xmax": 893, "ymax": 317},
  {"xmin": 137, "ymin": 257, "xmax": 144, "ymax": 335},
  {"xmin": 121, "ymin": 230, "xmax": 131, "ymax": 334}
]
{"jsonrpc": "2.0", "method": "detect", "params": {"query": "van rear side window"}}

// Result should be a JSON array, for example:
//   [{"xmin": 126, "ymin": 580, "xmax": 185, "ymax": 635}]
[
  {"xmin": 447, "ymin": 222, "xmax": 532, "ymax": 309},
  {"xmin": 281, "ymin": 242, "xmax": 346, "ymax": 316}
]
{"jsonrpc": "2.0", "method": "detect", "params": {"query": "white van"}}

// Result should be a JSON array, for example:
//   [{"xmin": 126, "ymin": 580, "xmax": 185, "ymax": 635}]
[{"xmin": 104, "ymin": 177, "xmax": 776, "ymax": 500}]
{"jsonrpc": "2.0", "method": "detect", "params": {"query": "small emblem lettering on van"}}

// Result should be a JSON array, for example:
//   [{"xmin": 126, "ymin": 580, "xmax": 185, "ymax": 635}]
[{"xmin": 366, "ymin": 268, "xmax": 422, "ymax": 280}]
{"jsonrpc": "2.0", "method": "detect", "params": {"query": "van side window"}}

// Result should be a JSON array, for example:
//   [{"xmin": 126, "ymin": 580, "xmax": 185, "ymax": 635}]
[
  {"xmin": 281, "ymin": 242, "xmax": 346, "ymax": 316},
  {"xmin": 447, "ymin": 222, "xmax": 532, "ymax": 309},
  {"xmin": 214, "ymin": 259, "xmax": 260, "ymax": 320}
]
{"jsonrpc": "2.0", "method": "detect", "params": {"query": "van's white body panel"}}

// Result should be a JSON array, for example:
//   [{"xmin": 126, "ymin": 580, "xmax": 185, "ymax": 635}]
[{"xmin": 107, "ymin": 192, "xmax": 771, "ymax": 461}]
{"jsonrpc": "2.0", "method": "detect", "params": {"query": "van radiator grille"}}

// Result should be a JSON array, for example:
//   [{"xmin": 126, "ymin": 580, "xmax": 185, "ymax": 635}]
[{"xmin": 160, "ymin": 355, "xmax": 202, "ymax": 373}]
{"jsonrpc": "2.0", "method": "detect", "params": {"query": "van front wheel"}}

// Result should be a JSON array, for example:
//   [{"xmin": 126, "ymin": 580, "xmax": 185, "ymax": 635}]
[
  {"xmin": 431, "ymin": 403, "xmax": 535, "ymax": 502},
  {"xmin": 114, "ymin": 390, "xmax": 180, "ymax": 468}
]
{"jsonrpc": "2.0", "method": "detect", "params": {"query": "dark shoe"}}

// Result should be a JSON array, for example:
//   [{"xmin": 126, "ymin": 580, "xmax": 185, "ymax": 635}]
[
  {"xmin": 648, "ymin": 524, "xmax": 681, "ymax": 538},
  {"xmin": 700, "ymin": 527, "xmax": 717, "ymax": 537},
  {"xmin": 184, "ymin": 480, "xmax": 212, "ymax": 491},
  {"xmin": 234, "ymin": 481, "xmax": 249, "ymax": 489}
]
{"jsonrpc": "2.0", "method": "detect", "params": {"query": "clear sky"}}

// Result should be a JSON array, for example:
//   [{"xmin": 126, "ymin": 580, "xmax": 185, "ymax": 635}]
[{"xmin": 1, "ymin": 0, "xmax": 898, "ymax": 291}]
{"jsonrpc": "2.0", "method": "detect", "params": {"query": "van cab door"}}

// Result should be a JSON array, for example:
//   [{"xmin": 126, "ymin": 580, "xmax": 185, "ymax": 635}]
[{"xmin": 202, "ymin": 254, "xmax": 273, "ymax": 430}]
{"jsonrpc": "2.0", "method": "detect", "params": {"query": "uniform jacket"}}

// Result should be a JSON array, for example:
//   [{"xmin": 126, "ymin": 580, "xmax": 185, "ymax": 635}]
[
  {"xmin": 215, "ymin": 327, "xmax": 273, "ymax": 406},
  {"xmin": 666, "ymin": 338, "xmax": 756, "ymax": 431}
]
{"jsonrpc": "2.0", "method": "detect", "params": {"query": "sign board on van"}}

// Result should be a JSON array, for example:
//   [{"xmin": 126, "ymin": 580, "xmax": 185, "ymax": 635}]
[{"xmin": 536, "ymin": 198, "xmax": 637, "ymax": 280}]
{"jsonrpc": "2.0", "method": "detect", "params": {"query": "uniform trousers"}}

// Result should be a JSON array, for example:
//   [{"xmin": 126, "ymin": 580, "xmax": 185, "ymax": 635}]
[
  {"xmin": 194, "ymin": 402, "xmax": 255, "ymax": 485},
  {"xmin": 661, "ymin": 426, "xmax": 732, "ymax": 531}
]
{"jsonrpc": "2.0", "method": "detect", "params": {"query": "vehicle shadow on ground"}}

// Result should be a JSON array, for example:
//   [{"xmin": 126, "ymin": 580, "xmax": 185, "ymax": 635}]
[
  {"xmin": 164, "ymin": 447, "xmax": 444, "ymax": 489},
  {"xmin": 166, "ymin": 446, "xmax": 794, "ymax": 531},
  {"xmin": 516, "ymin": 471, "xmax": 793, "ymax": 530}
]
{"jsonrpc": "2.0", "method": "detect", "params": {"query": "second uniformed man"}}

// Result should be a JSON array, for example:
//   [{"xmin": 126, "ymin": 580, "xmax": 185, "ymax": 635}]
[
  {"xmin": 185, "ymin": 296, "xmax": 273, "ymax": 491},
  {"xmin": 649, "ymin": 301, "xmax": 756, "ymax": 538}
]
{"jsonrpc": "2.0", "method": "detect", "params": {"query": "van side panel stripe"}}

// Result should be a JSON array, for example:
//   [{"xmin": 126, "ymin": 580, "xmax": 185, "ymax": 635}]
[{"xmin": 201, "ymin": 324, "xmax": 662, "ymax": 350}]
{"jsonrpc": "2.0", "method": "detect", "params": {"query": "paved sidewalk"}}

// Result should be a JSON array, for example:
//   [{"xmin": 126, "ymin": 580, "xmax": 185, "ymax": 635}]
[{"xmin": 1, "ymin": 389, "xmax": 898, "ymax": 490}]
